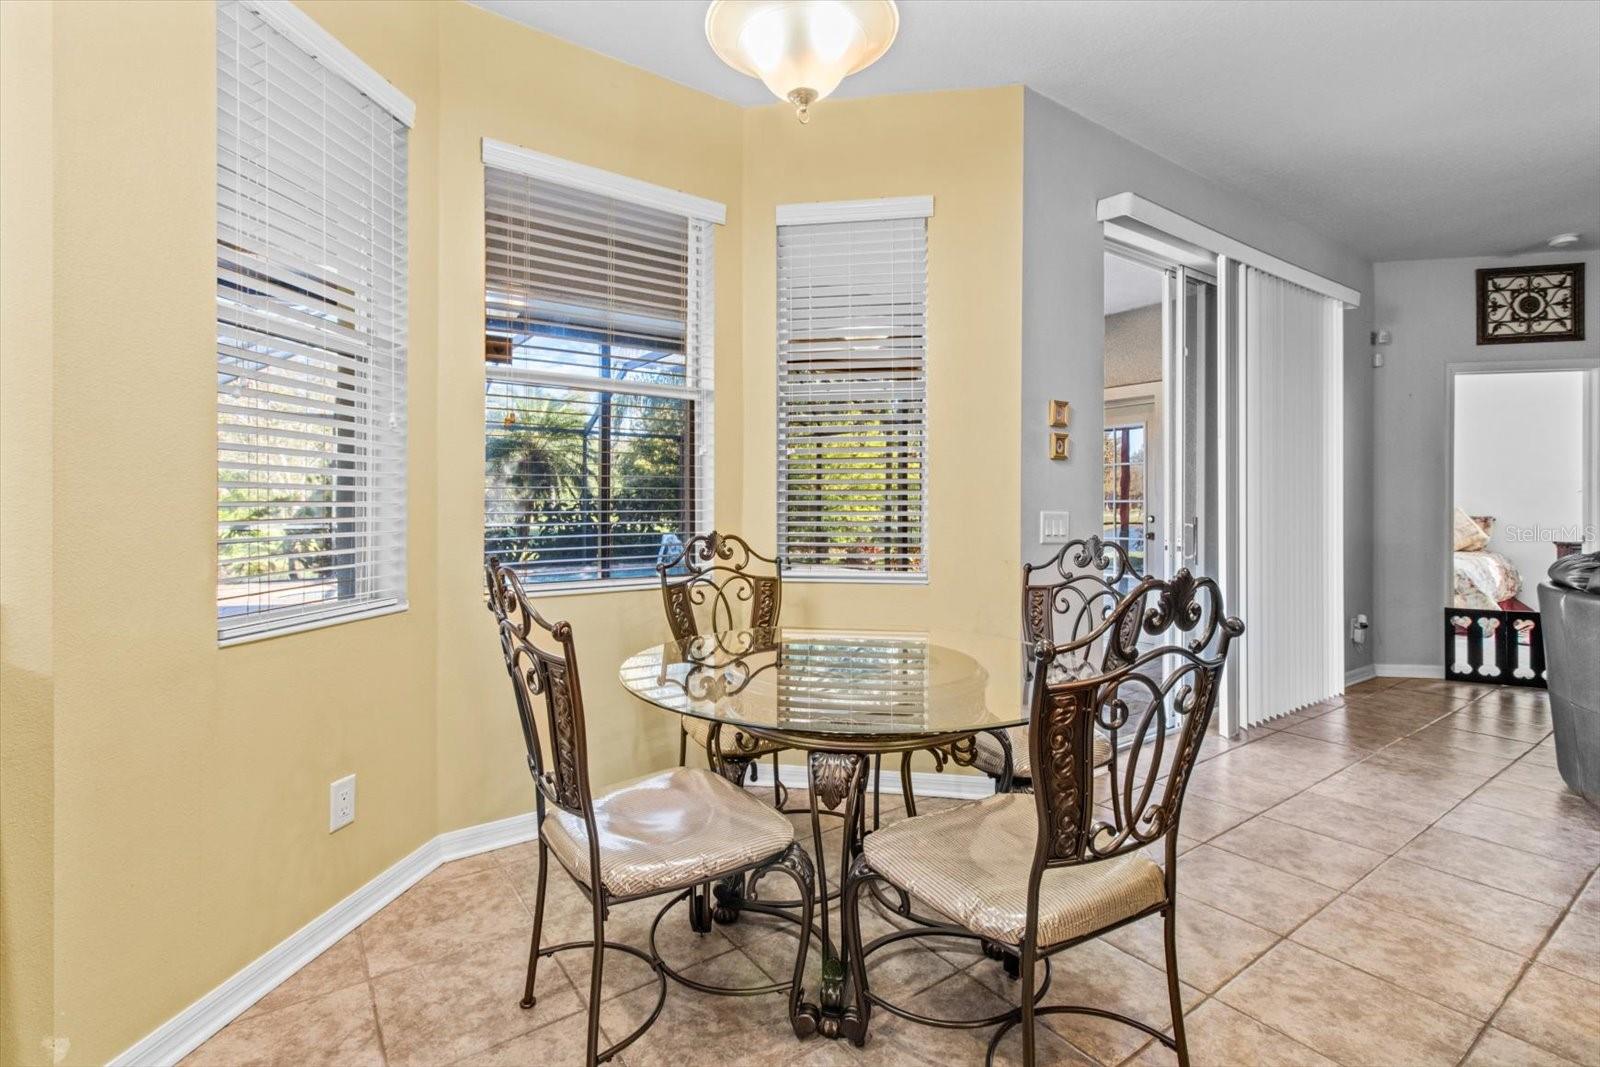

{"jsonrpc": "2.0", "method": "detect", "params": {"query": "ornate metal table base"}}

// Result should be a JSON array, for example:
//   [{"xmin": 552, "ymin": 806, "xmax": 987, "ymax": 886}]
[
  {"xmin": 802, "ymin": 750, "xmax": 873, "ymax": 1037},
  {"xmin": 707, "ymin": 732, "xmax": 1009, "ymax": 1043}
]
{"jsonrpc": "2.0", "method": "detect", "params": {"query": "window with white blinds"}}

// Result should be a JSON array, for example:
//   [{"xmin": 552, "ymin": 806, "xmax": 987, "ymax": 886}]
[
  {"xmin": 777, "ymin": 199, "xmax": 930, "ymax": 580},
  {"xmin": 482, "ymin": 145, "xmax": 718, "ymax": 588},
  {"xmin": 216, "ymin": 0, "xmax": 411, "ymax": 644}
]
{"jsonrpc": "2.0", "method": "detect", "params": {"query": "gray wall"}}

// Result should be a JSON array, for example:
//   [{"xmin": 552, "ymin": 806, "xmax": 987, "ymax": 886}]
[
  {"xmin": 1371, "ymin": 250, "xmax": 1600, "ymax": 668},
  {"xmin": 1105, "ymin": 304, "xmax": 1162, "ymax": 387},
  {"xmin": 1020, "ymin": 89, "xmax": 1377, "ymax": 674}
]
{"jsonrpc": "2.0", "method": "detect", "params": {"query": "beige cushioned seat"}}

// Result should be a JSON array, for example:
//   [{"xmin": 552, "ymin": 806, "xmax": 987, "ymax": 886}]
[
  {"xmin": 973, "ymin": 727, "xmax": 1110, "ymax": 779},
  {"xmin": 682, "ymin": 714, "xmax": 784, "ymax": 758},
  {"xmin": 862, "ymin": 793, "xmax": 1165, "ymax": 947},
  {"xmin": 542, "ymin": 768, "xmax": 794, "ymax": 897}
]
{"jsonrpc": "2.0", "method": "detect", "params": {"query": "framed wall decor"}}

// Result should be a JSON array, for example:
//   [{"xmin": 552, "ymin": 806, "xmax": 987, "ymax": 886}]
[
  {"xmin": 1476, "ymin": 262, "xmax": 1584, "ymax": 344},
  {"xmin": 1049, "ymin": 431, "xmax": 1070, "ymax": 461},
  {"xmin": 1048, "ymin": 399, "xmax": 1071, "ymax": 428}
]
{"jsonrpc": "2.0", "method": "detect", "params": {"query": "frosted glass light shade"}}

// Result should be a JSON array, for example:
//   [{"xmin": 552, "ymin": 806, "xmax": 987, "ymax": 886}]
[{"xmin": 706, "ymin": 1, "xmax": 899, "ymax": 122}]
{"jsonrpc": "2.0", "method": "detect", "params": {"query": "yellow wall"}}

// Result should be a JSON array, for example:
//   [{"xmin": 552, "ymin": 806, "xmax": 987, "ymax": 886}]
[
  {"xmin": 430, "ymin": 1, "xmax": 747, "ymax": 834},
  {"xmin": 739, "ymin": 89, "xmax": 1027, "ymax": 714},
  {"xmin": 29, "ymin": 3, "xmax": 444, "ymax": 1062},
  {"xmin": 1, "ymin": 3, "xmax": 1024, "ymax": 1062},
  {"xmin": 1, "ymin": 3, "xmax": 57, "ymax": 1063}
]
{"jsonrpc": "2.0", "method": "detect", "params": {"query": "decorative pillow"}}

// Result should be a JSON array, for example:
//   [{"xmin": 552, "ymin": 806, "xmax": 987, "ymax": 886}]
[{"xmin": 1453, "ymin": 507, "xmax": 1490, "ymax": 552}]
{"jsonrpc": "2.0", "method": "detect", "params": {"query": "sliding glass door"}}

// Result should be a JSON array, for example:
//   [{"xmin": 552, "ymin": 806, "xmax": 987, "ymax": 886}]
[{"xmin": 1161, "ymin": 267, "xmax": 1214, "ymax": 582}]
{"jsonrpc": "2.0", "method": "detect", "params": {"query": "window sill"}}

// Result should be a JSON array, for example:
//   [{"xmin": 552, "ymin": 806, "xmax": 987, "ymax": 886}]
[
  {"xmin": 219, "ymin": 599, "xmax": 408, "ymax": 648},
  {"xmin": 493, "ymin": 575, "xmax": 664, "ymax": 599},
  {"xmin": 782, "ymin": 572, "xmax": 929, "ymax": 586}
]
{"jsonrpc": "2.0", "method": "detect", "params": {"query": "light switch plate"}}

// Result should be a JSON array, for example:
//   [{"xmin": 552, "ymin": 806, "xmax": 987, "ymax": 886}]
[{"xmin": 1039, "ymin": 510, "xmax": 1071, "ymax": 544}]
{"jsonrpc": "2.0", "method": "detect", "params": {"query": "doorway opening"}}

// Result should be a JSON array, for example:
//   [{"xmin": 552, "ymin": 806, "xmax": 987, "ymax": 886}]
[
  {"xmin": 1446, "ymin": 363, "xmax": 1599, "ymax": 685},
  {"xmin": 1101, "ymin": 248, "xmax": 1217, "ymax": 587},
  {"xmin": 1102, "ymin": 247, "xmax": 1219, "ymax": 728}
]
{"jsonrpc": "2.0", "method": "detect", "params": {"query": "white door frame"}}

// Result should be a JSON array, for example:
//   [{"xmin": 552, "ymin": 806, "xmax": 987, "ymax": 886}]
[
  {"xmin": 1105, "ymin": 390, "xmax": 1160, "ymax": 579},
  {"xmin": 1443, "ymin": 358, "xmax": 1600, "ymax": 610}
]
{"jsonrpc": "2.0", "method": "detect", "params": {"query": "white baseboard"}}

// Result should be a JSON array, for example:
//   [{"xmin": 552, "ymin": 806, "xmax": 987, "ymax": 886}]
[
  {"xmin": 770, "ymin": 760, "xmax": 997, "ymax": 801},
  {"xmin": 109, "ymin": 762, "xmax": 990, "ymax": 1066},
  {"xmin": 110, "ymin": 812, "xmax": 539, "ymax": 1067},
  {"xmin": 1375, "ymin": 662, "xmax": 1445, "ymax": 679},
  {"xmin": 1344, "ymin": 664, "xmax": 1377, "ymax": 686}
]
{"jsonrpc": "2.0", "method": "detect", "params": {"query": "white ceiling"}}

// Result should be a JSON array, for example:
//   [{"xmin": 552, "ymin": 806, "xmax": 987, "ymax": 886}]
[
  {"xmin": 1104, "ymin": 252, "xmax": 1164, "ymax": 315},
  {"xmin": 472, "ymin": 0, "xmax": 1600, "ymax": 264}
]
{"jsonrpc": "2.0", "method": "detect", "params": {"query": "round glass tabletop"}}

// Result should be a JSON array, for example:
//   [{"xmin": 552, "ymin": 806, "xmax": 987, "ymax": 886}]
[{"xmin": 619, "ymin": 627, "xmax": 1027, "ymax": 747}]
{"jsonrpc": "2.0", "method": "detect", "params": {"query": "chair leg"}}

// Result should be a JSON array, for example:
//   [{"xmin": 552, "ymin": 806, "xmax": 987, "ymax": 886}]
[
  {"xmin": 1164, "ymin": 904, "xmax": 1189, "ymax": 1067},
  {"xmin": 585, "ymin": 893, "xmax": 606, "ymax": 1066},
  {"xmin": 1019, "ymin": 938, "xmax": 1038, "ymax": 1067},
  {"xmin": 520, "ymin": 840, "xmax": 550, "ymax": 1009},
  {"xmin": 872, "ymin": 753, "xmax": 883, "ymax": 829},
  {"xmin": 840, "ymin": 856, "xmax": 873, "ymax": 1048},
  {"xmin": 899, "ymin": 751, "xmax": 917, "ymax": 817},
  {"xmin": 774, "ymin": 844, "xmax": 818, "ymax": 1038}
]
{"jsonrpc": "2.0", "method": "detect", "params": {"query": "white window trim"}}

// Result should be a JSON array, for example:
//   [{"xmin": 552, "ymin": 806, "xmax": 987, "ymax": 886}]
[
  {"xmin": 775, "ymin": 197, "xmax": 932, "ymax": 585},
  {"xmin": 242, "ymin": 0, "xmax": 415, "ymax": 126},
  {"xmin": 219, "ymin": 600, "xmax": 407, "ymax": 648},
  {"xmin": 784, "ymin": 570, "xmax": 930, "ymax": 587},
  {"xmin": 487, "ymin": 576, "xmax": 664, "ymax": 600},
  {"xmin": 481, "ymin": 138, "xmax": 727, "ymax": 224},
  {"xmin": 776, "ymin": 195, "xmax": 933, "ymax": 227},
  {"xmin": 217, "ymin": 0, "xmax": 410, "ymax": 645},
  {"xmin": 481, "ymin": 151, "xmax": 723, "ymax": 595}
]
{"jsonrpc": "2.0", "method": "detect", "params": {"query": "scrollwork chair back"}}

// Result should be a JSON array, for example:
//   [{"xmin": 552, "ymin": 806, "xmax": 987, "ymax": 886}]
[
  {"xmin": 486, "ymin": 560, "xmax": 599, "ymax": 844},
  {"xmin": 1026, "ymin": 567, "xmax": 1243, "ymax": 879},
  {"xmin": 657, "ymin": 531, "xmax": 783, "ymax": 643},
  {"xmin": 1022, "ymin": 534, "xmax": 1147, "ymax": 677}
]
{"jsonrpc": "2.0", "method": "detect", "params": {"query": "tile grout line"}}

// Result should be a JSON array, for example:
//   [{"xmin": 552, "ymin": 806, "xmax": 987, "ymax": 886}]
[
  {"xmin": 1229, "ymin": 687, "xmax": 1588, "ymax": 1067},
  {"xmin": 1150, "ymin": 690, "xmax": 1550, "ymax": 1066},
  {"xmin": 364, "ymin": 982, "xmax": 391, "ymax": 1067},
  {"xmin": 1451, "ymin": 753, "xmax": 1599, "ymax": 1067},
  {"xmin": 1091, "ymin": 714, "xmax": 1351, "ymax": 1067},
  {"xmin": 189, "ymin": 681, "xmax": 1576, "ymax": 1067},
  {"xmin": 948, "ymin": 683, "xmax": 1565, "ymax": 1067}
]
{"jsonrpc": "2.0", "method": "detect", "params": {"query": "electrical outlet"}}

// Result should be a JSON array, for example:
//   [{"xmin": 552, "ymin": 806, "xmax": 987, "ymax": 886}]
[
  {"xmin": 1039, "ymin": 510, "xmax": 1071, "ymax": 544},
  {"xmin": 329, "ymin": 774, "xmax": 356, "ymax": 833}
]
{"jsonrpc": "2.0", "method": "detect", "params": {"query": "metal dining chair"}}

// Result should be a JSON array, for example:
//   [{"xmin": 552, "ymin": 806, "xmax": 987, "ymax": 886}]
[
  {"xmin": 486, "ymin": 559, "xmax": 817, "ymax": 1065},
  {"xmin": 840, "ymin": 566, "xmax": 1244, "ymax": 1066},
  {"xmin": 970, "ymin": 535, "xmax": 1140, "ymax": 790},
  {"xmin": 657, "ymin": 531, "xmax": 793, "ymax": 804},
  {"xmin": 657, "ymin": 530, "xmax": 902, "ymax": 826}
]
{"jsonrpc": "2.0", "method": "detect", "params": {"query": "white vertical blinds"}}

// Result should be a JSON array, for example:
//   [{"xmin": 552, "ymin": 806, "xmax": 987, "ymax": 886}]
[
  {"xmin": 216, "ymin": 0, "xmax": 410, "ymax": 644},
  {"xmin": 483, "ymin": 163, "xmax": 715, "ymax": 587},
  {"xmin": 777, "ymin": 209, "xmax": 929, "ymax": 579},
  {"xmin": 1236, "ymin": 267, "xmax": 1344, "ymax": 725}
]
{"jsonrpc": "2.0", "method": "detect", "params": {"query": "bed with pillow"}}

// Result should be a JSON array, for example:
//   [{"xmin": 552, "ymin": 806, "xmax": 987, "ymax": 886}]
[{"xmin": 1451, "ymin": 508, "xmax": 1528, "ymax": 611}]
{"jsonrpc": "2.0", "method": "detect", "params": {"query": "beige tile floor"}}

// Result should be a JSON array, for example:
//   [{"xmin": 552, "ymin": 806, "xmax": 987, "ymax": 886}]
[{"xmin": 185, "ymin": 677, "xmax": 1600, "ymax": 1066}]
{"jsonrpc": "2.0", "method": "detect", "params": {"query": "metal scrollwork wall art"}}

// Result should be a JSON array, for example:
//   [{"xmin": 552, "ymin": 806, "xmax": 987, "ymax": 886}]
[{"xmin": 1476, "ymin": 262, "xmax": 1584, "ymax": 344}]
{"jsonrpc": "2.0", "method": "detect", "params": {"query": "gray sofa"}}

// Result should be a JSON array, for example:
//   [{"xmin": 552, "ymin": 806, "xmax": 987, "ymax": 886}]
[{"xmin": 1538, "ymin": 550, "xmax": 1600, "ymax": 804}]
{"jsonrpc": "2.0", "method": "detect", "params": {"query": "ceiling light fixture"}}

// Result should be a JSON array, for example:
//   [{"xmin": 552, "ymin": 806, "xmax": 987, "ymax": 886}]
[
  {"xmin": 705, "ymin": 1, "xmax": 899, "ymax": 124},
  {"xmin": 1548, "ymin": 232, "xmax": 1581, "ymax": 247}
]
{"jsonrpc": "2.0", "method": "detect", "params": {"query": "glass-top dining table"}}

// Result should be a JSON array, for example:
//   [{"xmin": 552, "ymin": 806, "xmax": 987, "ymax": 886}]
[{"xmin": 619, "ymin": 626, "xmax": 1029, "ymax": 1041}]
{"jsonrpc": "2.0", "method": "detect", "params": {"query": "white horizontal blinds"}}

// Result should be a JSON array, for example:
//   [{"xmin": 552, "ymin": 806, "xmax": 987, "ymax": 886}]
[
  {"xmin": 777, "ymin": 213, "xmax": 928, "ymax": 578},
  {"xmin": 1239, "ymin": 267, "xmax": 1344, "ymax": 726},
  {"xmin": 484, "ymin": 165, "xmax": 713, "ymax": 585},
  {"xmin": 216, "ymin": 0, "xmax": 409, "ymax": 643}
]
